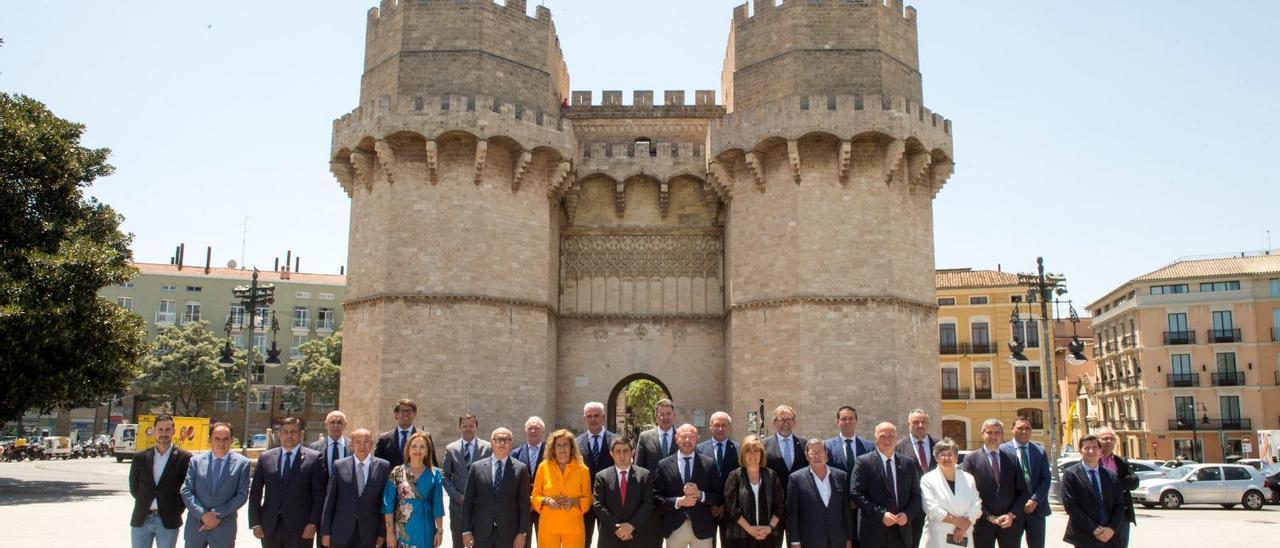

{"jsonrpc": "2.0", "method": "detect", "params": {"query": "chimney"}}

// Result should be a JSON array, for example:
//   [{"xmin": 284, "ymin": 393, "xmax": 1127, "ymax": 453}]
[
  {"xmin": 274, "ymin": 257, "xmax": 280, "ymax": 271},
  {"xmin": 294, "ymin": 256, "xmax": 300, "ymax": 274},
  {"xmin": 204, "ymin": 246, "xmax": 212, "ymax": 274},
  {"xmin": 177, "ymin": 243, "xmax": 185, "ymax": 270},
  {"xmin": 285, "ymin": 250, "xmax": 292, "ymax": 272},
  {"xmin": 340, "ymin": 265, "xmax": 345, "ymax": 276}
]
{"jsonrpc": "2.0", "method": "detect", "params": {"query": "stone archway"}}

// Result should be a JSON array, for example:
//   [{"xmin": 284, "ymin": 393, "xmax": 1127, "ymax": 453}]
[{"xmin": 607, "ymin": 373, "xmax": 672, "ymax": 440}]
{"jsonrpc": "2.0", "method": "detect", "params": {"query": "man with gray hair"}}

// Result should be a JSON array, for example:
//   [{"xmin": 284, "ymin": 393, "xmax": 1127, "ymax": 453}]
[
  {"xmin": 962, "ymin": 419, "xmax": 1028, "ymax": 548},
  {"xmin": 578, "ymin": 401, "xmax": 617, "ymax": 546},
  {"xmin": 697, "ymin": 411, "xmax": 739, "ymax": 544},
  {"xmin": 512, "ymin": 416, "xmax": 546, "ymax": 537},
  {"xmin": 309, "ymin": 410, "xmax": 350, "ymax": 472},
  {"xmin": 895, "ymin": 408, "xmax": 938, "ymax": 547}
]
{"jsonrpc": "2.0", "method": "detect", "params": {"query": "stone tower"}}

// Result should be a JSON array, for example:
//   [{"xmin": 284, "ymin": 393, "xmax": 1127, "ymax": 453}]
[{"xmin": 330, "ymin": 0, "xmax": 954, "ymax": 439}]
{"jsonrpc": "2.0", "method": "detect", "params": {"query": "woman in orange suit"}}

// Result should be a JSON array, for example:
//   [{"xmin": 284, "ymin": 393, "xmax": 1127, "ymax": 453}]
[{"xmin": 532, "ymin": 428, "xmax": 592, "ymax": 548}]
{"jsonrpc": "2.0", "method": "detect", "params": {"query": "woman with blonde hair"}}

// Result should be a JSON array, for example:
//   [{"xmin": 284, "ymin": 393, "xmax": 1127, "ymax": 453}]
[
  {"xmin": 920, "ymin": 437, "xmax": 983, "ymax": 548},
  {"xmin": 722, "ymin": 435, "xmax": 784, "ymax": 548},
  {"xmin": 382, "ymin": 431, "xmax": 444, "ymax": 548},
  {"xmin": 532, "ymin": 429, "xmax": 592, "ymax": 548}
]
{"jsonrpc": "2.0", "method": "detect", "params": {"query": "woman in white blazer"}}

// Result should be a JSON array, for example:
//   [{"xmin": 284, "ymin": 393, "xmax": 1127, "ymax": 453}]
[{"xmin": 920, "ymin": 438, "xmax": 983, "ymax": 547}]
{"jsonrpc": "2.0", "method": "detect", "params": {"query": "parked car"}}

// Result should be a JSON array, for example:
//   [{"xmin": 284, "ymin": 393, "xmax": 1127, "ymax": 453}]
[
  {"xmin": 1261, "ymin": 463, "xmax": 1280, "ymax": 504},
  {"xmin": 1232, "ymin": 458, "xmax": 1264, "ymax": 470},
  {"xmin": 1126, "ymin": 459, "xmax": 1167, "ymax": 481},
  {"xmin": 1132, "ymin": 463, "xmax": 1272, "ymax": 510}
]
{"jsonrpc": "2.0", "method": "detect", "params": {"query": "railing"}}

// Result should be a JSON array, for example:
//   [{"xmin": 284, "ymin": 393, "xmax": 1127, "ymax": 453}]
[
  {"xmin": 317, "ymin": 320, "xmax": 335, "ymax": 331},
  {"xmin": 973, "ymin": 388, "xmax": 993, "ymax": 400},
  {"xmin": 1122, "ymin": 335, "xmax": 1135, "ymax": 348},
  {"xmin": 941, "ymin": 388, "xmax": 971, "ymax": 400},
  {"xmin": 1170, "ymin": 417, "xmax": 1252, "ymax": 430},
  {"xmin": 1119, "ymin": 376, "xmax": 1140, "ymax": 389},
  {"xmin": 1105, "ymin": 341, "xmax": 1117, "ymax": 353},
  {"xmin": 1167, "ymin": 373, "xmax": 1199, "ymax": 387},
  {"xmin": 1207, "ymin": 328, "xmax": 1242, "ymax": 343},
  {"xmin": 969, "ymin": 341, "xmax": 997, "ymax": 354},
  {"xmin": 1211, "ymin": 371, "xmax": 1245, "ymax": 386},
  {"xmin": 1164, "ymin": 331, "xmax": 1195, "ymax": 345},
  {"xmin": 940, "ymin": 343, "xmax": 959, "ymax": 355}
]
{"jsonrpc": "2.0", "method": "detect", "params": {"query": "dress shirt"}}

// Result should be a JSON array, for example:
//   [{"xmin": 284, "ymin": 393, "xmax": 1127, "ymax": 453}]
[
  {"xmin": 1100, "ymin": 454, "xmax": 1118, "ymax": 474},
  {"xmin": 877, "ymin": 451, "xmax": 898, "ymax": 509},
  {"xmin": 776, "ymin": 434, "xmax": 795, "ymax": 468},
  {"xmin": 355, "ymin": 453, "xmax": 373, "ymax": 486},
  {"xmin": 910, "ymin": 435, "xmax": 932, "ymax": 468},
  {"xmin": 674, "ymin": 451, "xmax": 705, "ymax": 508},
  {"xmin": 658, "ymin": 428, "xmax": 675, "ymax": 453},
  {"xmin": 151, "ymin": 445, "xmax": 172, "ymax": 510},
  {"xmin": 324, "ymin": 436, "xmax": 346, "ymax": 463},
  {"xmin": 810, "ymin": 468, "xmax": 832, "ymax": 506},
  {"xmin": 492, "ymin": 458, "xmax": 507, "ymax": 483},
  {"xmin": 280, "ymin": 445, "xmax": 300, "ymax": 478},
  {"xmin": 397, "ymin": 427, "xmax": 414, "ymax": 450}
]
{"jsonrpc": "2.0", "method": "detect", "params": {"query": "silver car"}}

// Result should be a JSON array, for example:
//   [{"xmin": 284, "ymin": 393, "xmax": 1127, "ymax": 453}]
[{"xmin": 1132, "ymin": 464, "xmax": 1272, "ymax": 510}]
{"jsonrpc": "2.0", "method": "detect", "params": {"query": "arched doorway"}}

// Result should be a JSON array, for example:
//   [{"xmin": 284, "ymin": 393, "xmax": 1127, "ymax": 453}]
[{"xmin": 606, "ymin": 373, "xmax": 672, "ymax": 440}]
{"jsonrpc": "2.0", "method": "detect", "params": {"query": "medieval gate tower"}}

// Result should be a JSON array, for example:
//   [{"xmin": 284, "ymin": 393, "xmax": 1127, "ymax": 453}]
[{"xmin": 330, "ymin": 0, "xmax": 954, "ymax": 438}]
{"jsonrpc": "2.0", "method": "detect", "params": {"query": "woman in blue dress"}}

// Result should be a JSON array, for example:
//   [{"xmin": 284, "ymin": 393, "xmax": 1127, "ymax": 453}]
[{"xmin": 383, "ymin": 431, "xmax": 445, "ymax": 548}]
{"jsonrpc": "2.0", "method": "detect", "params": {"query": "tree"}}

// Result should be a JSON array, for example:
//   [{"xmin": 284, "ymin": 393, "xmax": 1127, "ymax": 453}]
[
  {"xmin": 287, "ymin": 331, "xmax": 342, "ymax": 411},
  {"xmin": 0, "ymin": 93, "xmax": 149, "ymax": 421},
  {"xmin": 624, "ymin": 379, "xmax": 666, "ymax": 431},
  {"xmin": 134, "ymin": 321, "xmax": 243, "ymax": 416}
]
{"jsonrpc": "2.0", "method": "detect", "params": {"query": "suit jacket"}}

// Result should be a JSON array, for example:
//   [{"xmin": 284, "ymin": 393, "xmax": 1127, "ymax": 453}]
[
  {"xmin": 1060, "ymin": 465, "xmax": 1126, "ymax": 547},
  {"xmin": 851, "ymin": 451, "xmax": 923, "ymax": 548},
  {"xmin": 919, "ymin": 468, "xmax": 983, "ymax": 548},
  {"xmin": 309, "ymin": 436, "xmax": 351, "ymax": 472},
  {"xmin": 896, "ymin": 434, "xmax": 940, "ymax": 473},
  {"xmin": 652, "ymin": 452, "xmax": 724, "ymax": 539},
  {"xmin": 578, "ymin": 429, "xmax": 618, "ymax": 478},
  {"xmin": 249, "ymin": 446, "xmax": 326, "ymax": 538},
  {"xmin": 962, "ymin": 448, "xmax": 1030, "ymax": 520},
  {"xmin": 722, "ymin": 467, "xmax": 785, "ymax": 540},
  {"xmin": 1105, "ymin": 454, "xmax": 1138, "ymax": 525},
  {"xmin": 460, "ymin": 457, "xmax": 532, "ymax": 544},
  {"xmin": 128, "ymin": 445, "xmax": 193, "ymax": 529},
  {"xmin": 443, "ymin": 437, "xmax": 493, "ymax": 508},
  {"xmin": 180, "ymin": 451, "xmax": 251, "ymax": 545},
  {"xmin": 634, "ymin": 427, "xmax": 677, "ymax": 472},
  {"xmin": 511, "ymin": 443, "xmax": 545, "ymax": 485},
  {"xmin": 696, "ymin": 437, "xmax": 740, "ymax": 486},
  {"xmin": 786, "ymin": 467, "xmax": 853, "ymax": 548},
  {"xmin": 320, "ymin": 455, "xmax": 391, "ymax": 546},
  {"xmin": 763, "ymin": 433, "xmax": 809, "ymax": 492},
  {"xmin": 1000, "ymin": 441, "xmax": 1052, "ymax": 518},
  {"xmin": 376, "ymin": 427, "xmax": 432, "ymax": 470},
  {"xmin": 593, "ymin": 466, "xmax": 654, "ymax": 548},
  {"xmin": 825, "ymin": 436, "xmax": 875, "ymax": 474}
]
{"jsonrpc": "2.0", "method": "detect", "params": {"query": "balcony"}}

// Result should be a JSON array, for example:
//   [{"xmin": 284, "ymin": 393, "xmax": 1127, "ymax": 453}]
[
  {"xmin": 1207, "ymin": 328, "xmax": 1242, "ymax": 343},
  {"xmin": 1211, "ymin": 371, "xmax": 1245, "ymax": 386},
  {"xmin": 1121, "ymin": 335, "xmax": 1135, "ymax": 348},
  {"xmin": 1172, "ymin": 418, "xmax": 1253, "ymax": 430},
  {"xmin": 1163, "ymin": 331, "xmax": 1195, "ymax": 345},
  {"xmin": 1119, "ymin": 376, "xmax": 1140, "ymax": 389},
  {"xmin": 973, "ymin": 388, "xmax": 993, "ymax": 400},
  {"xmin": 969, "ymin": 341, "xmax": 998, "ymax": 354},
  {"xmin": 941, "ymin": 388, "xmax": 971, "ymax": 400},
  {"xmin": 940, "ymin": 343, "xmax": 959, "ymax": 355},
  {"xmin": 1105, "ymin": 341, "xmax": 1117, "ymax": 353},
  {"xmin": 1166, "ymin": 373, "xmax": 1200, "ymax": 387}
]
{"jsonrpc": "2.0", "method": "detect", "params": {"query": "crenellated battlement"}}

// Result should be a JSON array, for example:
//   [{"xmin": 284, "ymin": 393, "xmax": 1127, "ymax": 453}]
[
  {"xmin": 733, "ymin": 0, "xmax": 916, "ymax": 24},
  {"xmin": 565, "ymin": 90, "xmax": 723, "ymax": 120},
  {"xmin": 711, "ymin": 93, "xmax": 952, "ymax": 157},
  {"xmin": 367, "ymin": 0, "xmax": 548, "ymax": 22}
]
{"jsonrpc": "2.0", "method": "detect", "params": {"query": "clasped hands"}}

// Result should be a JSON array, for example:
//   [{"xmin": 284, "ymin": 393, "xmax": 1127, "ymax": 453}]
[
  {"xmin": 677, "ymin": 482, "xmax": 702, "ymax": 508},
  {"xmin": 1093, "ymin": 526, "xmax": 1116, "ymax": 543},
  {"xmin": 198, "ymin": 512, "xmax": 221, "ymax": 532},
  {"xmin": 541, "ymin": 495, "xmax": 583, "ymax": 510},
  {"xmin": 614, "ymin": 523, "xmax": 637, "ymax": 541},
  {"xmin": 880, "ymin": 511, "xmax": 909, "ymax": 527},
  {"xmin": 987, "ymin": 512, "xmax": 1015, "ymax": 529}
]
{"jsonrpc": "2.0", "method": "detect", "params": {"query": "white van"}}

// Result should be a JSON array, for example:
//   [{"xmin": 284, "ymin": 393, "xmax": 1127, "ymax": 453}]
[{"xmin": 113, "ymin": 423, "xmax": 138, "ymax": 462}]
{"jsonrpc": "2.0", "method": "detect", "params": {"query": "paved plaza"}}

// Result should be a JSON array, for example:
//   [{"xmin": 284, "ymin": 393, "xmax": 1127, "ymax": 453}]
[{"xmin": 0, "ymin": 458, "xmax": 1273, "ymax": 547}]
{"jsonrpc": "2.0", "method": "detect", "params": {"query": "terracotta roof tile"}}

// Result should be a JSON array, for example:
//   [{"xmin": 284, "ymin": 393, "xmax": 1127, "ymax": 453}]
[
  {"xmin": 132, "ymin": 262, "xmax": 346, "ymax": 286},
  {"xmin": 935, "ymin": 269, "xmax": 1020, "ymax": 289},
  {"xmin": 1132, "ymin": 253, "xmax": 1280, "ymax": 282}
]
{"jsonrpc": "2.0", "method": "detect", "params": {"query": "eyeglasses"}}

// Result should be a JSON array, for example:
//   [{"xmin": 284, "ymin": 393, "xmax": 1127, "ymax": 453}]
[{"xmin": 492, "ymin": 438, "xmax": 513, "ymax": 444}]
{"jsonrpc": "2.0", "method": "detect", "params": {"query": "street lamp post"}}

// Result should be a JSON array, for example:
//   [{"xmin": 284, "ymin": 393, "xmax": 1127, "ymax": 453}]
[
  {"xmin": 1011, "ymin": 257, "xmax": 1067, "ymax": 483},
  {"xmin": 218, "ymin": 269, "xmax": 280, "ymax": 454}
]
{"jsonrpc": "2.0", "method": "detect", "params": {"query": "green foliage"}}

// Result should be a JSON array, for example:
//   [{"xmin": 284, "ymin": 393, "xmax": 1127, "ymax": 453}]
[
  {"xmin": 287, "ymin": 331, "xmax": 342, "ymax": 409},
  {"xmin": 624, "ymin": 379, "xmax": 665, "ymax": 430},
  {"xmin": 135, "ymin": 321, "xmax": 243, "ymax": 416},
  {"xmin": 0, "ymin": 93, "xmax": 148, "ymax": 420}
]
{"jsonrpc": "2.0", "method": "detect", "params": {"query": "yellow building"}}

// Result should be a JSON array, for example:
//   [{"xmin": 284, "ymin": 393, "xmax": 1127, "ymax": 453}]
[{"xmin": 936, "ymin": 269, "xmax": 1053, "ymax": 450}]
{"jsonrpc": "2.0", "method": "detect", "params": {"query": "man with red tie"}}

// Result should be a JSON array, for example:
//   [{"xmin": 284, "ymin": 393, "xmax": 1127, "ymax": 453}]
[{"xmin": 894, "ymin": 409, "xmax": 938, "ymax": 547}]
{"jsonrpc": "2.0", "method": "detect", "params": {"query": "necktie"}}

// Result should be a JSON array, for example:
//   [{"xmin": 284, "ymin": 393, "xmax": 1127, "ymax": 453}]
[
  {"xmin": 329, "ymin": 442, "xmax": 338, "ymax": 467},
  {"xmin": 357, "ymin": 461, "xmax": 367, "ymax": 497},
  {"xmin": 494, "ymin": 460, "xmax": 505, "ymax": 492},
  {"xmin": 620, "ymin": 469, "xmax": 629, "ymax": 505},
  {"xmin": 884, "ymin": 457, "xmax": 898, "ymax": 513},
  {"xmin": 1019, "ymin": 446, "xmax": 1032, "ymax": 486},
  {"xmin": 1089, "ymin": 469, "xmax": 1106, "ymax": 522},
  {"xmin": 464, "ymin": 441, "xmax": 472, "ymax": 463},
  {"xmin": 844, "ymin": 439, "xmax": 854, "ymax": 467},
  {"xmin": 916, "ymin": 440, "xmax": 928, "ymax": 472},
  {"xmin": 661, "ymin": 432, "xmax": 670, "ymax": 457},
  {"xmin": 592, "ymin": 435, "xmax": 601, "ymax": 460},
  {"xmin": 988, "ymin": 451, "xmax": 1001, "ymax": 484},
  {"xmin": 683, "ymin": 456, "xmax": 693, "ymax": 484},
  {"xmin": 399, "ymin": 430, "xmax": 407, "ymax": 452},
  {"xmin": 282, "ymin": 450, "xmax": 293, "ymax": 482},
  {"xmin": 211, "ymin": 457, "xmax": 223, "ymax": 492},
  {"xmin": 716, "ymin": 442, "xmax": 725, "ymax": 472},
  {"xmin": 782, "ymin": 437, "xmax": 793, "ymax": 470}
]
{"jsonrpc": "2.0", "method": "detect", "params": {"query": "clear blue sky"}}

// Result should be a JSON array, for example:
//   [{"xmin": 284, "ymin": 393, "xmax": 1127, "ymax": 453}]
[{"xmin": 4, "ymin": 1, "xmax": 1277, "ymax": 309}]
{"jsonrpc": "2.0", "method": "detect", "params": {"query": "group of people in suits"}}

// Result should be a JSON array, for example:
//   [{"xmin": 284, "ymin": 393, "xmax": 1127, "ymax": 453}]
[{"xmin": 128, "ymin": 399, "xmax": 1137, "ymax": 548}]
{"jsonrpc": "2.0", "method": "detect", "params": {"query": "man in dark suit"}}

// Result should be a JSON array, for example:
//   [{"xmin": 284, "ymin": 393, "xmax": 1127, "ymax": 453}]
[
  {"xmin": 375, "ymin": 398, "xmax": 430, "ymax": 469},
  {"xmin": 308, "ymin": 410, "xmax": 349, "ymax": 473},
  {"xmin": 578, "ymin": 401, "xmax": 617, "ymax": 547},
  {"xmin": 460, "ymin": 427, "xmax": 531, "ymax": 548},
  {"xmin": 444, "ymin": 413, "xmax": 493, "ymax": 548},
  {"xmin": 635, "ymin": 398, "xmax": 678, "ymax": 547},
  {"xmin": 763, "ymin": 405, "xmax": 808, "ymax": 492},
  {"xmin": 1097, "ymin": 428, "xmax": 1137, "ymax": 547},
  {"xmin": 320, "ymin": 428, "xmax": 391, "ymax": 548},
  {"xmin": 1000, "ymin": 416, "xmax": 1052, "ymax": 548},
  {"xmin": 511, "ymin": 416, "xmax": 546, "ymax": 538},
  {"xmin": 1060, "ymin": 435, "xmax": 1125, "ymax": 547},
  {"xmin": 593, "ymin": 437, "xmax": 654, "ymax": 548},
  {"xmin": 786, "ymin": 439, "xmax": 852, "ymax": 548},
  {"xmin": 894, "ymin": 409, "xmax": 938, "ymax": 548},
  {"xmin": 851, "ymin": 422, "xmax": 921, "ymax": 548},
  {"xmin": 653, "ymin": 424, "xmax": 724, "ymax": 548},
  {"xmin": 962, "ymin": 419, "xmax": 1029, "ymax": 548},
  {"xmin": 129, "ymin": 414, "xmax": 193, "ymax": 548},
  {"xmin": 824, "ymin": 406, "xmax": 873, "ymax": 548},
  {"xmin": 697, "ymin": 411, "xmax": 739, "ymax": 545},
  {"xmin": 250, "ymin": 417, "xmax": 326, "ymax": 547}
]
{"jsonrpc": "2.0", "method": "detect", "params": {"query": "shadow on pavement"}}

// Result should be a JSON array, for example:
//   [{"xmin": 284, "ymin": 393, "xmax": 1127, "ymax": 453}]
[{"xmin": 0, "ymin": 477, "xmax": 119, "ymax": 506}]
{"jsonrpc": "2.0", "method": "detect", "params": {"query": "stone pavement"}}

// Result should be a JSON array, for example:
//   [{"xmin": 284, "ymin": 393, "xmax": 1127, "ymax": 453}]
[{"xmin": 0, "ymin": 458, "xmax": 1274, "ymax": 547}]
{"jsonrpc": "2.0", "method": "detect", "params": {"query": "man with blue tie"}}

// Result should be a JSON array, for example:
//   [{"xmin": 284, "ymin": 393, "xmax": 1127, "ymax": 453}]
[
  {"xmin": 308, "ymin": 410, "xmax": 350, "ymax": 473},
  {"xmin": 824, "ymin": 406, "xmax": 873, "ymax": 548},
  {"xmin": 962, "ymin": 419, "xmax": 1028, "ymax": 548},
  {"xmin": 512, "ymin": 416, "xmax": 546, "ymax": 538},
  {"xmin": 181, "ymin": 423, "xmax": 250, "ymax": 548},
  {"xmin": 1000, "ymin": 416, "xmax": 1051, "ymax": 548},
  {"xmin": 320, "ymin": 428, "xmax": 391, "ymax": 548},
  {"xmin": 578, "ymin": 401, "xmax": 617, "ymax": 547},
  {"xmin": 1060, "ymin": 435, "xmax": 1124, "ymax": 547},
  {"xmin": 696, "ymin": 411, "xmax": 739, "ymax": 545},
  {"xmin": 653, "ymin": 424, "xmax": 723, "ymax": 548},
  {"xmin": 250, "ymin": 417, "xmax": 326, "ymax": 547},
  {"xmin": 445, "ymin": 413, "xmax": 493, "ymax": 548}
]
